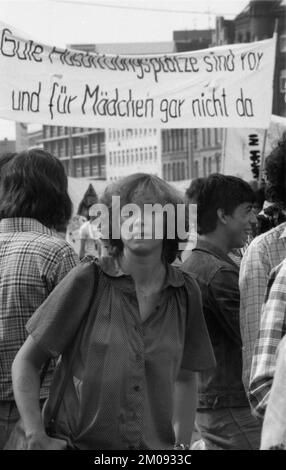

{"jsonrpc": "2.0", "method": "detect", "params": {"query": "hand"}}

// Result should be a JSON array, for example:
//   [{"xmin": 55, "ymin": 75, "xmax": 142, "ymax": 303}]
[{"xmin": 27, "ymin": 431, "xmax": 67, "ymax": 450}]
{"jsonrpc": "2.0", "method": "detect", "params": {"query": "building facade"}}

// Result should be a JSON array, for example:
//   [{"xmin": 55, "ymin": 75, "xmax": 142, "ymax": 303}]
[
  {"xmin": 106, "ymin": 128, "xmax": 161, "ymax": 181},
  {"xmin": 234, "ymin": 0, "xmax": 286, "ymax": 117},
  {"xmin": 161, "ymin": 129, "xmax": 192, "ymax": 182},
  {"xmin": 177, "ymin": 0, "xmax": 286, "ymax": 181},
  {"xmin": 173, "ymin": 29, "xmax": 213, "ymax": 52},
  {"xmin": 41, "ymin": 126, "xmax": 106, "ymax": 179},
  {"xmin": 0, "ymin": 138, "xmax": 15, "ymax": 155}
]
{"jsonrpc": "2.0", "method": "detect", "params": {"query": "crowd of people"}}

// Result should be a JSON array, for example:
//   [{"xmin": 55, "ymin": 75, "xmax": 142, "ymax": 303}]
[{"xmin": 0, "ymin": 134, "xmax": 285, "ymax": 450}]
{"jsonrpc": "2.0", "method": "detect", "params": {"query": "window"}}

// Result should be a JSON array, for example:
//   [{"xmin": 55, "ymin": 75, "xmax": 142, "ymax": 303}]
[
  {"xmin": 163, "ymin": 164, "xmax": 167, "ymax": 180},
  {"xmin": 90, "ymin": 157, "xmax": 98, "ymax": 177},
  {"xmin": 208, "ymin": 157, "xmax": 212, "ymax": 175},
  {"xmin": 181, "ymin": 161, "xmax": 185, "ymax": 179},
  {"xmin": 194, "ymin": 161, "xmax": 199, "ymax": 178},
  {"xmin": 144, "ymin": 147, "xmax": 148, "ymax": 162},
  {"xmin": 172, "ymin": 162, "xmax": 176, "ymax": 181},
  {"xmin": 168, "ymin": 130, "xmax": 172, "ymax": 152},
  {"xmin": 83, "ymin": 136, "xmax": 89, "ymax": 154},
  {"xmin": 193, "ymin": 129, "xmax": 198, "ymax": 149},
  {"xmin": 74, "ymin": 137, "xmax": 82, "ymax": 155},
  {"xmin": 75, "ymin": 159, "xmax": 82, "ymax": 177},
  {"xmin": 214, "ymin": 128, "xmax": 219, "ymax": 145},
  {"xmin": 207, "ymin": 129, "xmax": 211, "ymax": 147},
  {"xmin": 90, "ymin": 135, "xmax": 98, "ymax": 153},
  {"xmin": 176, "ymin": 162, "xmax": 181, "ymax": 180},
  {"xmin": 280, "ymin": 70, "xmax": 286, "ymax": 93},
  {"xmin": 202, "ymin": 129, "xmax": 206, "ymax": 147},
  {"xmin": 203, "ymin": 157, "xmax": 207, "ymax": 177},
  {"xmin": 65, "ymin": 140, "xmax": 69, "ymax": 157},
  {"xmin": 59, "ymin": 140, "xmax": 65, "ymax": 158},
  {"xmin": 280, "ymin": 34, "xmax": 286, "ymax": 53},
  {"xmin": 162, "ymin": 130, "xmax": 167, "ymax": 153},
  {"xmin": 82, "ymin": 158, "xmax": 90, "ymax": 177},
  {"xmin": 43, "ymin": 126, "xmax": 50, "ymax": 138},
  {"xmin": 168, "ymin": 163, "xmax": 172, "ymax": 181},
  {"xmin": 215, "ymin": 153, "xmax": 221, "ymax": 172},
  {"xmin": 172, "ymin": 130, "xmax": 178, "ymax": 151}
]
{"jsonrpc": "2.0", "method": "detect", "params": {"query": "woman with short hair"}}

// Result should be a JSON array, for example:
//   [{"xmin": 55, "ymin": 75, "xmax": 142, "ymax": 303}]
[{"xmin": 12, "ymin": 173, "xmax": 215, "ymax": 450}]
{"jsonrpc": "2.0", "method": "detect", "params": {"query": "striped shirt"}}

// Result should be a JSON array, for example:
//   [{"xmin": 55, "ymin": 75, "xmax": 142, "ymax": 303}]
[
  {"xmin": 249, "ymin": 259, "xmax": 286, "ymax": 419},
  {"xmin": 0, "ymin": 218, "xmax": 78, "ymax": 401},
  {"xmin": 239, "ymin": 223, "xmax": 286, "ymax": 392}
]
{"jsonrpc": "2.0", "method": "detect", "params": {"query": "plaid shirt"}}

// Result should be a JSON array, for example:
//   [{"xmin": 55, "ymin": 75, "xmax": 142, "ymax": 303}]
[
  {"xmin": 260, "ymin": 335, "xmax": 286, "ymax": 449},
  {"xmin": 0, "ymin": 218, "xmax": 78, "ymax": 401},
  {"xmin": 239, "ymin": 223, "xmax": 286, "ymax": 392},
  {"xmin": 249, "ymin": 259, "xmax": 286, "ymax": 419}
]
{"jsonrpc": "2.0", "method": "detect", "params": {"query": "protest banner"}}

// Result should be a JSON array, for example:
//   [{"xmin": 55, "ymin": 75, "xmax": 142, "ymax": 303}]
[
  {"xmin": 0, "ymin": 21, "xmax": 276, "ymax": 129},
  {"xmin": 221, "ymin": 115, "xmax": 286, "ymax": 181}
]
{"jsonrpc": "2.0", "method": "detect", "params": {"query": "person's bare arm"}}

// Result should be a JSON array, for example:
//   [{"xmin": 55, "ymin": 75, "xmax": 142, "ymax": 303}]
[
  {"xmin": 173, "ymin": 369, "xmax": 197, "ymax": 448},
  {"xmin": 12, "ymin": 335, "xmax": 67, "ymax": 450}
]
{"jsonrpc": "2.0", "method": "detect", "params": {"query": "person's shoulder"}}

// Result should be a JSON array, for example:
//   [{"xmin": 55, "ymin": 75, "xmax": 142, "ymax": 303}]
[
  {"xmin": 182, "ymin": 248, "xmax": 223, "ymax": 281},
  {"xmin": 179, "ymin": 268, "xmax": 201, "ymax": 295},
  {"xmin": 32, "ymin": 232, "xmax": 72, "ymax": 251},
  {"xmin": 62, "ymin": 258, "xmax": 99, "ymax": 286},
  {"xmin": 250, "ymin": 223, "xmax": 286, "ymax": 250},
  {"xmin": 42, "ymin": 234, "xmax": 79, "ymax": 259}
]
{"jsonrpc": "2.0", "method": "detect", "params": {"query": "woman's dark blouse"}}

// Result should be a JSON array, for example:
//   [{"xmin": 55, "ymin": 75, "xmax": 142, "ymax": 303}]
[{"xmin": 27, "ymin": 257, "xmax": 215, "ymax": 450}]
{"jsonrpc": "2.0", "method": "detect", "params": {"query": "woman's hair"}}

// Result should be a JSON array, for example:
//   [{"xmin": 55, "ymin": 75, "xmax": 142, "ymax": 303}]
[
  {"xmin": 197, "ymin": 173, "xmax": 255, "ymax": 234},
  {"xmin": 100, "ymin": 173, "xmax": 188, "ymax": 263},
  {"xmin": 264, "ymin": 133, "xmax": 286, "ymax": 206},
  {"xmin": 0, "ymin": 148, "xmax": 72, "ymax": 230}
]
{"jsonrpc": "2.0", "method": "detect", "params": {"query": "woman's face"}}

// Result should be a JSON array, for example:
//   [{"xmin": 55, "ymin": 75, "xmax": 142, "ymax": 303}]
[{"xmin": 120, "ymin": 205, "xmax": 164, "ymax": 256}]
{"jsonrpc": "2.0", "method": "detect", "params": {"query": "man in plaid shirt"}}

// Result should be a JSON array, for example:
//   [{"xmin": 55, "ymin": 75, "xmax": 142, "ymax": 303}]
[
  {"xmin": 239, "ymin": 223, "xmax": 286, "ymax": 393},
  {"xmin": 0, "ymin": 149, "xmax": 78, "ymax": 449},
  {"xmin": 240, "ymin": 137, "xmax": 286, "ymax": 395},
  {"xmin": 249, "ymin": 258, "xmax": 286, "ymax": 419}
]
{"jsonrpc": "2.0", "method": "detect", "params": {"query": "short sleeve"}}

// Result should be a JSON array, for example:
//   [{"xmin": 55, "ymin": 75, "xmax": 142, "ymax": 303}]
[
  {"xmin": 180, "ymin": 273, "xmax": 216, "ymax": 372},
  {"xmin": 26, "ymin": 262, "xmax": 98, "ymax": 358}
]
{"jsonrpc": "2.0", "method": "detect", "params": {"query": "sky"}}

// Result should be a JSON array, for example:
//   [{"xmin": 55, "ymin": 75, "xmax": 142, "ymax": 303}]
[{"xmin": 0, "ymin": 0, "xmax": 249, "ymax": 139}]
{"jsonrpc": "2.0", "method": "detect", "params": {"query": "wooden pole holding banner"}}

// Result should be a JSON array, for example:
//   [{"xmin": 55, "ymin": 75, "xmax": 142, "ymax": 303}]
[
  {"xmin": 258, "ymin": 128, "xmax": 268, "ymax": 185},
  {"xmin": 258, "ymin": 18, "xmax": 279, "ymax": 186}
]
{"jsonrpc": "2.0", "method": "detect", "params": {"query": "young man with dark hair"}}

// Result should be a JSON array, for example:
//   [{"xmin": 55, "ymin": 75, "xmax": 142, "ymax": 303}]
[
  {"xmin": 0, "ymin": 149, "xmax": 78, "ymax": 449},
  {"xmin": 182, "ymin": 173, "xmax": 260, "ymax": 450}
]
